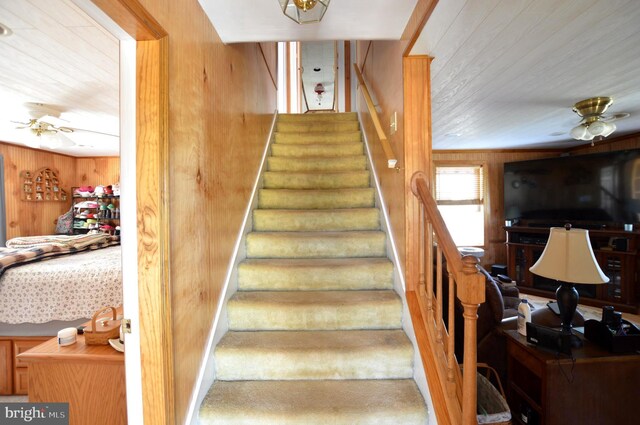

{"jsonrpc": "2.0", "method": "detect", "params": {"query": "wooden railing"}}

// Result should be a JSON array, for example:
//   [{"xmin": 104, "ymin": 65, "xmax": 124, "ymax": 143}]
[
  {"xmin": 409, "ymin": 171, "xmax": 486, "ymax": 425},
  {"xmin": 353, "ymin": 63, "xmax": 398, "ymax": 169}
]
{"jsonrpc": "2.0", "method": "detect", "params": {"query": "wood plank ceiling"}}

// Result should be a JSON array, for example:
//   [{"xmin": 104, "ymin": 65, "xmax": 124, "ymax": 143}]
[
  {"xmin": 412, "ymin": 0, "xmax": 640, "ymax": 149},
  {"xmin": 0, "ymin": 0, "xmax": 119, "ymax": 157}
]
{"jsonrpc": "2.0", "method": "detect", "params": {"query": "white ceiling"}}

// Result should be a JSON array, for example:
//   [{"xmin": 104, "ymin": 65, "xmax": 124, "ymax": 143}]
[
  {"xmin": 0, "ymin": 0, "xmax": 119, "ymax": 157},
  {"xmin": 4, "ymin": 0, "xmax": 640, "ymax": 155},
  {"xmin": 412, "ymin": 0, "xmax": 640, "ymax": 150},
  {"xmin": 197, "ymin": 0, "xmax": 419, "ymax": 43}
]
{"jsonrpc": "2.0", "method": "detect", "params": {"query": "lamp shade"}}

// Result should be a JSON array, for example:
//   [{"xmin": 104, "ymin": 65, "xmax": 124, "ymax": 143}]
[{"xmin": 529, "ymin": 227, "xmax": 609, "ymax": 284}]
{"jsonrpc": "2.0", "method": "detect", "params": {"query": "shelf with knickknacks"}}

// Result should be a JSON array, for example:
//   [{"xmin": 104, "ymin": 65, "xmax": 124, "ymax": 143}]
[
  {"xmin": 71, "ymin": 184, "xmax": 121, "ymax": 235},
  {"xmin": 20, "ymin": 168, "xmax": 68, "ymax": 202}
]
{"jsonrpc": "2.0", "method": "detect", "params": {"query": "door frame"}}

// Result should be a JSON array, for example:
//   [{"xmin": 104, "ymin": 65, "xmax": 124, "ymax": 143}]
[{"xmin": 77, "ymin": 1, "xmax": 173, "ymax": 423}]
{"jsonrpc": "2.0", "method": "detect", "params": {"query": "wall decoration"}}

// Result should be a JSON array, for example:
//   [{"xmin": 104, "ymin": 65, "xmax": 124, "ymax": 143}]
[{"xmin": 20, "ymin": 168, "xmax": 67, "ymax": 202}]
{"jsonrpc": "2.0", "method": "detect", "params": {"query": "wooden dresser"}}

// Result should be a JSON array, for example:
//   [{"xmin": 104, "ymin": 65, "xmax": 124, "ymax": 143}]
[
  {"xmin": 505, "ymin": 329, "xmax": 640, "ymax": 425},
  {"xmin": 18, "ymin": 334, "xmax": 126, "ymax": 425}
]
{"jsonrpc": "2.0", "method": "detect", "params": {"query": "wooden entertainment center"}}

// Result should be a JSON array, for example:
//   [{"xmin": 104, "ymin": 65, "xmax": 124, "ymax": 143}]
[{"xmin": 506, "ymin": 226, "xmax": 640, "ymax": 313}]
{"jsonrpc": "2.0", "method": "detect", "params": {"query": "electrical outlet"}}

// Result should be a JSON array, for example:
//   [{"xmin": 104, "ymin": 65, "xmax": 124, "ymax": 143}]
[{"xmin": 390, "ymin": 111, "xmax": 397, "ymax": 135}]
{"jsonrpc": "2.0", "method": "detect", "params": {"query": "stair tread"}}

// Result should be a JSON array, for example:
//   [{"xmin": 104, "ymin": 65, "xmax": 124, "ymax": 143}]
[{"xmin": 200, "ymin": 380, "xmax": 427, "ymax": 425}]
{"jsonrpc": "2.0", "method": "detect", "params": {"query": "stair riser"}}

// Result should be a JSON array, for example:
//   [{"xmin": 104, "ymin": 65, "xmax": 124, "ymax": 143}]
[
  {"xmin": 271, "ymin": 143, "xmax": 363, "ymax": 158},
  {"xmin": 267, "ymin": 156, "xmax": 367, "ymax": 172},
  {"xmin": 227, "ymin": 301, "xmax": 402, "ymax": 331},
  {"xmin": 246, "ymin": 234, "xmax": 386, "ymax": 259},
  {"xmin": 238, "ymin": 260, "xmax": 393, "ymax": 291},
  {"xmin": 276, "ymin": 121, "xmax": 360, "ymax": 133},
  {"xmin": 253, "ymin": 209, "xmax": 379, "ymax": 232},
  {"xmin": 215, "ymin": 348, "xmax": 413, "ymax": 380},
  {"xmin": 263, "ymin": 171, "xmax": 370, "ymax": 190},
  {"xmin": 278, "ymin": 112, "xmax": 357, "ymax": 122},
  {"xmin": 275, "ymin": 132, "xmax": 361, "ymax": 145},
  {"xmin": 258, "ymin": 189, "xmax": 375, "ymax": 209}
]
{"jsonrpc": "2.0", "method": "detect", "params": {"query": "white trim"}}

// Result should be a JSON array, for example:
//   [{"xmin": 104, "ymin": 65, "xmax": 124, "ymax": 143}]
[
  {"xmin": 184, "ymin": 111, "xmax": 278, "ymax": 425},
  {"xmin": 358, "ymin": 111, "xmax": 436, "ymax": 425},
  {"xmin": 118, "ymin": 39, "xmax": 143, "ymax": 425}
]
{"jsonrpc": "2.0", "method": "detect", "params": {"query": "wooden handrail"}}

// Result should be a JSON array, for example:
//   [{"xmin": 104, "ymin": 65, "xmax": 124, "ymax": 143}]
[
  {"xmin": 353, "ymin": 63, "xmax": 398, "ymax": 169},
  {"xmin": 409, "ymin": 171, "xmax": 486, "ymax": 425}
]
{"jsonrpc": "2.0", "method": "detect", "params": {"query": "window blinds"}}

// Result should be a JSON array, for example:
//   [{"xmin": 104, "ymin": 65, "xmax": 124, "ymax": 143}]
[{"xmin": 435, "ymin": 166, "xmax": 484, "ymax": 205}]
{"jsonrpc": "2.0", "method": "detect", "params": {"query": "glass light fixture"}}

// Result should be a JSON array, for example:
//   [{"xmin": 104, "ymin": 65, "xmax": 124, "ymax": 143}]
[
  {"xmin": 570, "ymin": 97, "xmax": 618, "ymax": 142},
  {"xmin": 279, "ymin": 0, "xmax": 330, "ymax": 24}
]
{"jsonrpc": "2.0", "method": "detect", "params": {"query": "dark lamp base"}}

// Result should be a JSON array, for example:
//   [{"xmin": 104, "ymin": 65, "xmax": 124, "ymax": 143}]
[{"xmin": 556, "ymin": 281, "xmax": 579, "ymax": 333}]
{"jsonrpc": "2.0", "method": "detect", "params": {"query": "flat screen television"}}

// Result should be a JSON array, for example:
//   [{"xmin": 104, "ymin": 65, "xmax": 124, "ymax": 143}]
[{"xmin": 504, "ymin": 149, "xmax": 640, "ymax": 226}]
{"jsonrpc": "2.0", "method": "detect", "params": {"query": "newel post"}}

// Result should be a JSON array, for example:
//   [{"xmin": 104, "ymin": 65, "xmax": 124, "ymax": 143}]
[{"xmin": 458, "ymin": 255, "xmax": 486, "ymax": 425}]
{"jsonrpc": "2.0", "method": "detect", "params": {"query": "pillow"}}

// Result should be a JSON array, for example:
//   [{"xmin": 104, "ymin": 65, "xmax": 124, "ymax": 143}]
[{"xmin": 56, "ymin": 207, "xmax": 74, "ymax": 235}]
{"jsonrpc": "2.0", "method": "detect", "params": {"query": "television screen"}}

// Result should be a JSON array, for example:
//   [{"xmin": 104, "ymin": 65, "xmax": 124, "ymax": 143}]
[{"xmin": 504, "ymin": 149, "xmax": 640, "ymax": 226}]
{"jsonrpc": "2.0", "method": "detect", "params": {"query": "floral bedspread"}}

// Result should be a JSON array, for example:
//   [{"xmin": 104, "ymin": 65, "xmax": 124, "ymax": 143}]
[{"xmin": 0, "ymin": 245, "xmax": 122, "ymax": 324}]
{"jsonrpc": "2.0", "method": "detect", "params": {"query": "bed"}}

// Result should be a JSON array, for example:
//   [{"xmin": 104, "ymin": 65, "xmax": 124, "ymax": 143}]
[{"xmin": 0, "ymin": 233, "xmax": 122, "ymax": 395}]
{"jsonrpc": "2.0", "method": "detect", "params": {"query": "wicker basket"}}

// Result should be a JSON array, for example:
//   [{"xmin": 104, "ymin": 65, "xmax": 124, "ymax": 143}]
[
  {"xmin": 84, "ymin": 306, "xmax": 120, "ymax": 345},
  {"xmin": 476, "ymin": 363, "xmax": 512, "ymax": 425}
]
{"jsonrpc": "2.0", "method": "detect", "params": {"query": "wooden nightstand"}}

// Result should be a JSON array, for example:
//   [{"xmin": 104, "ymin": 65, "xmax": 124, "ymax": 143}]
[
  {"xmin": 505, "ymin": 329, "xmax": 640, "ymax": 425},
  {"xmin": 17, "ymin": 334, "xmax": 126, "ymax": 425}
]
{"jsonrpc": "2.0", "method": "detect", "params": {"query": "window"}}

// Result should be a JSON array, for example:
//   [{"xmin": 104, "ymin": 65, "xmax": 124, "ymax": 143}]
[{"xmin": 435, "ymin": 165, "xmax": 485, "ymax": 247}]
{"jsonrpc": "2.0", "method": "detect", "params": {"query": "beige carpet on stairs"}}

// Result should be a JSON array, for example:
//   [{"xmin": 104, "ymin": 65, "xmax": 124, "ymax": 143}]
[{"xmin": 199, "ymin": 112, "xmax": 428, "ymax": 425}]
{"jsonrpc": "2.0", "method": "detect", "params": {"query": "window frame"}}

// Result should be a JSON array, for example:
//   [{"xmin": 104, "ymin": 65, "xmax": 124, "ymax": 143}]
[{"xmin": 433, "ymin": 161, "xmax": 489, "ymax": 249}]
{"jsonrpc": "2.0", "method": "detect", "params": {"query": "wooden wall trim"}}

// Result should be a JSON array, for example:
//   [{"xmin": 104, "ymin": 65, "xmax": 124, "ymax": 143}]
[
  {"xmin": 90, "ymin": 0, "xmax": 166, "ymax": 40},
  {"xmin": 344, "ymin": 41, "xmax": 351, "ymax": 112},
  {"xmin": 402, "ymin": 0, "xmax": 439, "ymax": 55},
  {"xmin": 135, "ymin": 36, "xmax": 174, "ymax": 425},
  {"xmin": 258, "ymin": 43, "xmax": 277, "ymax": 90},
  {"xmin": 403, "ymin": 55, "xmax": 432, "ymax": 291},
  {"xmin": 286, "ymin": 43, "xmax": 291, "ymax": 113},
  {"xmin": 406, "ymin": 291, "xmax": 454, "ymax": 425}
]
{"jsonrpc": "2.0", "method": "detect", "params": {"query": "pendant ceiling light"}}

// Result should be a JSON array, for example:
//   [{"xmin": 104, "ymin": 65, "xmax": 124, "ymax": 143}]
[
  {"xmin": 570, "ymin": 97, "xmax": 616, "ymax": 142},
  {"xmin": 279, "ymin": 0, "xmax": 330, "ymax": 24}
]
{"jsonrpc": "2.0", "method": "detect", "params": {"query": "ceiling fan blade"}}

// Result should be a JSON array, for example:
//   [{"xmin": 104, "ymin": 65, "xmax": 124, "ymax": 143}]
[
  {"xmin": 601, "ymin": 112, "xmax": 630, "ymax": 123},
  {"xmin": 68, "ymin": 127, "xmax": 119, "ymax": 137},
  {"xmin": 11, "ymin": 119, "xmax": 36, "ymax": 129}
]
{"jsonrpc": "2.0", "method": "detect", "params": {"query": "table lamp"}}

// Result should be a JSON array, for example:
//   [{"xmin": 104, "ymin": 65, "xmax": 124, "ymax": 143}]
[{"xmin": 529, "ymin": 224, "xmax": 609, "ymax": 335}]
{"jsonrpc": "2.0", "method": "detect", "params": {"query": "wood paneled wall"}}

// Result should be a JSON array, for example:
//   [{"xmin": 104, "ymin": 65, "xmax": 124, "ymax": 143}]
[
  {"xmin": 433, "ymin": 133, "xmax": 640, "ymax": 268},
  {"xmin": 75, "ymin": 157, "xmax": 120, "ymax": 187},
  {"xmin": 0, "ymin": 142, "xmax": 119, "ymax": 239},
  {"xmin": 135, "ymin": 0, "xmax": 277, "ymax": 422},
  {"xmin": 357, "ymin": 40, "xmax": 410, "ymax": 265}
]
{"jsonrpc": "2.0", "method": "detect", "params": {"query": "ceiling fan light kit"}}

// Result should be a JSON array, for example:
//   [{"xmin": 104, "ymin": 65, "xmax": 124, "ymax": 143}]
[
  {"xmin": 570, "ymin": 96, "xmax": 619, "ymax": 143},
  {"xmin": 279, "ymin": 0, "xmax": 330, "ymax": 24}
]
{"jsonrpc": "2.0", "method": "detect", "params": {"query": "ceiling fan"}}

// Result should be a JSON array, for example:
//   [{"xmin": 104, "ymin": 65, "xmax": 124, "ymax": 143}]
[
  {"xmin": 10, "ymin": 103, "xmax": 118, "ymax": 149},
  {"xmin": 569, "ymin": 97, "xmax": 630, "ymax": 144}
]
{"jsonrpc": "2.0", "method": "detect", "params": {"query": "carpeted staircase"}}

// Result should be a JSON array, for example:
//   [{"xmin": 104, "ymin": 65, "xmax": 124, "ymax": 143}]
[{"xmin": 199, "ymin": 112, "xmax": 428, "ymax": 424}]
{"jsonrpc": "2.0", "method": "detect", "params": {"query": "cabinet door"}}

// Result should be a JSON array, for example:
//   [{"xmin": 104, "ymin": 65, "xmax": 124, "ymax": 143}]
[
  {"xmin": 13, "ymin": 338, "xmax": 48, "ymax": 395},
  {"xmin": 597, "ymin": 252, "xmax": 632, "ymax": 305},
  {"xmin": 0, "ymin": 341, "xmax": 12, "ymax": 395}
]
